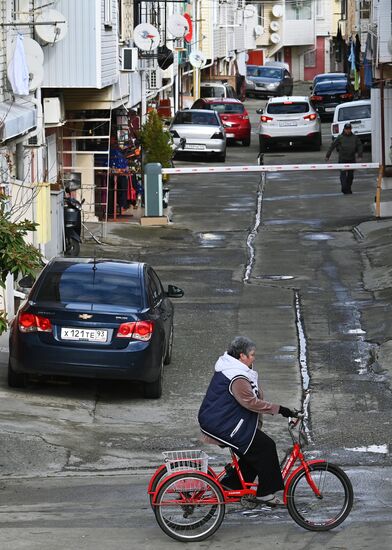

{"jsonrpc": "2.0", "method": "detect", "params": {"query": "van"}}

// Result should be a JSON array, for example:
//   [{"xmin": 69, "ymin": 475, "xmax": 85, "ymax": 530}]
[
  {"xmin": 200, "ymin": 81, "xmax": 237, "ymax": 99},
  {"xmin": 331, "ymin": 99, "xmax": 371, "ymax": 146}
]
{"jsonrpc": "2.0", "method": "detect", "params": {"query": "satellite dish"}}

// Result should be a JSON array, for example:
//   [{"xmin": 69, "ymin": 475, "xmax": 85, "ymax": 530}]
[
  {"xmin": 272, "ymin": 4, "xmax": 283, "ymax": 17},
  {"xmin": 133, "ymin": 23, "xmax": 160, "ymax": 51},
  {"xmin": 189, "ymin": 50, "xmax": 206, "ymax": 68},
  {"xmin": 270, "ymin": 33, "xmax": 281, "ymax": 44},
  {"xmin": 11, "ymin": 37, "xmax": 44, "ymax": 64},
  {"xmin": 270, "ymin": 21, "xmax": 280, "ymax": 32},
  {"xmin": 35, "ymin": 9, "xmax": 68, "ymax": 44},
  {"xmin": 244, "ymin": 5, "xmax": 257, "ymax": 18},
  {"xmin": 254, "ymin": 25, "xmax": 264, "ymax": 37},
  {"xmin": 167, "ymin": 14, "xmax": 189, "ymax": 38},
  {"xmin": 184, "ymin": 13, "xmax": 193, "ymax": 43},
  {"xmin": 27, "ymin": 56, "xmax": 44, "ymax": 91}
]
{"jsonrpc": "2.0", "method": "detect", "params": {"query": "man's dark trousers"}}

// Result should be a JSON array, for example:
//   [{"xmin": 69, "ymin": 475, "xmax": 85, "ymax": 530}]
[{"xmin": 340, "ymin": 170, "xmax": 354, "ymax": 194}]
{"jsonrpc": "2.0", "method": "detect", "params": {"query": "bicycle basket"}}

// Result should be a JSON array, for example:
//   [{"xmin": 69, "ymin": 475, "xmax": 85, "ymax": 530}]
[{"xmin": 162, "ymin": 449, "xmax": 209, "ymax": 474}]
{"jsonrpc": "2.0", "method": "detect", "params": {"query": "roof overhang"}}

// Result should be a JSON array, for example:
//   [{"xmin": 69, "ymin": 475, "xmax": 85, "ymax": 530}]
[{"xmin": 0, "ymin": 101, "xmax": 37, "ymax": 142}]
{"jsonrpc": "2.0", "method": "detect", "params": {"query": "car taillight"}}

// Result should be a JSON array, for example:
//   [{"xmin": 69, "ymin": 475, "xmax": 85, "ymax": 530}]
[
  {"xmin": 170, "ymin": 130, "xmax": 180, "ymax": 138},
  {"xmin": 332, "ymin": 123, "xmax": 339, "ymax": 134},
  {"xmin": 303, "ymin": 113, "xmax": 317, "ymax": 121},
  {"xmin": 261, "ymin": 115, "xmax": 273, "ymax": 123},
  {"xmin": 340, "ymin": 93, "xmax": 353, "ymax": 99},
  {"xmin": 19, "ymin": 312, "xmax": 52, "ymax": 333},
  {"xmin": 242, "ymin": 115, "xmax": 249, "ymax": 120},
  {"xmin": 211, "ymin": 131, "xmax": 224, "ymax": 139},
  {"xmin": 310, "ymin": 95, "xmax": 322, "ymax": 101},
  {"xmin": 117, "ymin": 321, "xmax": 154, "ymax": 341}
]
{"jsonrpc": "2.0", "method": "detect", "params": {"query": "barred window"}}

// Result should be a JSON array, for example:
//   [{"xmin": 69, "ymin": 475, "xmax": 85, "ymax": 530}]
[{"xmin": 304, "ymin": 49, "xmax": 316, "ymax": 68}]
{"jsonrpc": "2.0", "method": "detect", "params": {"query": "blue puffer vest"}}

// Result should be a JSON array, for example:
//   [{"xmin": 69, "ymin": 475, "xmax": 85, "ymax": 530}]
[{"xmin": 198, "ymin": 354, "xmax": 259, "ymax": 454}]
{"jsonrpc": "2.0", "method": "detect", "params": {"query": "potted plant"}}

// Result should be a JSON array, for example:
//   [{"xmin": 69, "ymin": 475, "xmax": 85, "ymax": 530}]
[{"xmin": 139, "ymin": 110, "xmax": 174, "ymax": 182}]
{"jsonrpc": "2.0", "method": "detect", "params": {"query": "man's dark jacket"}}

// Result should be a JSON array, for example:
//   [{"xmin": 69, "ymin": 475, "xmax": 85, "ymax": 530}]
[{"xmin": 326, "ymin": 132, "xmax": 363, "ymax": 162}]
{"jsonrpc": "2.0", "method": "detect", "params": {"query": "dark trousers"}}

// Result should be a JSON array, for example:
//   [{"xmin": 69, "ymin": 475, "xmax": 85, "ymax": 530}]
[
  {"xmin": 340, "ymin": 170, "xmax": 354, "ymax": 194},
  {"xmin": 223, "ymin": 429, "xmax": 284, "ymax": 497}
]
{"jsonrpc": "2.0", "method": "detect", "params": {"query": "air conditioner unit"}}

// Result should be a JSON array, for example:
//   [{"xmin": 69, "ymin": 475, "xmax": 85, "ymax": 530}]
[
  {"xmin": 121, "ymin": 47, "xmax": 138, "ymax": 71},
  {"xmin": 43, "ymin": 97, "xmax": 64, "ymax": 125},
  {"xmin": 147, "ymin": 69, "xmax": 163, "ymax": 90}
]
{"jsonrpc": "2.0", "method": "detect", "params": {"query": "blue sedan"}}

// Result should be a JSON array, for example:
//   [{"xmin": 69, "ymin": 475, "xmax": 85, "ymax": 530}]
[{"xmin": 8, "ymin": 258, "xmax": 184, "ymax": 398}]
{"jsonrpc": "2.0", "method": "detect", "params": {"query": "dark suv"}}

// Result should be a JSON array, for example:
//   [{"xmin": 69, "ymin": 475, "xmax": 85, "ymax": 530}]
[{"xmin": 310, "ymin": 78, "xmax": 354, "ymax": 120}]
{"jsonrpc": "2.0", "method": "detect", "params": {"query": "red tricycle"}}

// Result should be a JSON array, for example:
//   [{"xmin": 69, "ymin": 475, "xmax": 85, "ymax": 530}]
[{"xmin": 148, "ymin": 415, "xmax": 353, "ymax": 542}]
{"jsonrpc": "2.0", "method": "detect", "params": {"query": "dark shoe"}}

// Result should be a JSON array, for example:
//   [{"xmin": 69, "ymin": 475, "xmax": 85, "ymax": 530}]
[{"xmin": 220, "ymin": 475, "xmax": 242, "ymax": 490}]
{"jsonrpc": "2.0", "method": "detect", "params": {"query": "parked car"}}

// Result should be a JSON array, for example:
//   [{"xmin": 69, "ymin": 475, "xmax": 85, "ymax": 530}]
[
  {"xmin": 246, "ymin": 65, "xmax": 293, "ymax": 98},
  {"xmin": 310, "ymin": 72, "xmax": 347, "ymax": 91},
  {"xmin": 310, "ymin": 79, "xmax": 354, "ymax": 120},
  {"xmin": 169, "ymin": 109, "xmax": 227, "ymax": 161},
  {"xmin": 200, "ymin": 81, "xmax": 237, "ymax": 99},
  {"xmin": 191, "ymin": 98, "xmax": 251, "ymax": 146},
  {"xmin": 8, "ymin": 258, "xmax": 184, "ymax": 399},
  {"xmin": 257, "ymin": 96, "xmax": 322, "ymax": 152},
  {"xmin": 331, "ymin": 99, "xmax": 371, "ymax": 146}
]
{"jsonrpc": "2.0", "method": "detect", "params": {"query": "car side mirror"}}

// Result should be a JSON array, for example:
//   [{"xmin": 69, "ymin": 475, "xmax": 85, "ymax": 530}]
[
  {"xmin": 256, "ymin": 108, "xmax": 263, "ymax": 114},
  {"xmin": 18, "ymin": 274, "xmax": 35, "ymax": 289},
  {"xmin": 167, "ymin": 284, "xmax": 184, "ymax": 298}
]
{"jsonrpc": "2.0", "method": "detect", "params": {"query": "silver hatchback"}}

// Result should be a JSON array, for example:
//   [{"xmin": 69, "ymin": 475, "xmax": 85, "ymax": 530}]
[{"xmin": 170, "ymin": 109, "xmax": 227, "ymax": 161}]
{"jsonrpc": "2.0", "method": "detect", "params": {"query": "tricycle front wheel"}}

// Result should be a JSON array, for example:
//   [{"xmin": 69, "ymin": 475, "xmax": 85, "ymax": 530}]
[{"xmin": 286, "ymin": 462, "xmax": 353, "ymax": 531}]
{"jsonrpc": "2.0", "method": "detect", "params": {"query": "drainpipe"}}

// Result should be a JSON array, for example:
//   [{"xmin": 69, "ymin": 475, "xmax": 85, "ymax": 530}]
[{"xmin": 380, "ymin": 63, "xmax": 386, "ymax": 170}]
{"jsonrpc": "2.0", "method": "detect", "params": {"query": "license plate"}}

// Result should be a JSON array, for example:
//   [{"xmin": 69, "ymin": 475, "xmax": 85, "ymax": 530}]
[
  {"xmin": 226, "ymin": 133, "xmax": 235, "ymax": 138},
  {"xmin": 185, "ymin": 144, "xmax": 205, "ymax": 150},
  {"xmin": 325, "ymin": 107, "xmax": 335, "ymax": 112},
  {"xmin": 61, "ymin": 327, "xmax": 108, "ymax": 342},
  {"xmin": 279, "ymin": 121, "xmax": 297, "ymax": 127}
]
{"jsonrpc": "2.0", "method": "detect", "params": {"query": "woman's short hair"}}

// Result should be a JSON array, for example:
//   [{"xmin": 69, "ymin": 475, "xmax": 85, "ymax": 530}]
[{"xmin": 227, "ymin": 336, "xmax": 256, "ymax": 359}]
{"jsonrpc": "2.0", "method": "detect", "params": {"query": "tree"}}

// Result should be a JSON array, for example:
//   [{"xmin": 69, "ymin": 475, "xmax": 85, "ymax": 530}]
[
  {"xmin": 138, "ymin": 110, "xmax": 173, "ymax": 169},
  {"xmin": 0, "ymin": 194, "xmax": 43, "ymax": 334}
]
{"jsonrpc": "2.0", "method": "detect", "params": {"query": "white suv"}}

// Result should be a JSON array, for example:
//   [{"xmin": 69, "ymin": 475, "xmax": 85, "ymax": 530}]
[
  {"xmin": 257, "ymin": 96, "xmax": 322, "ymax": 152},
  {"xmin": 331, "ymin": 100, "xmax": 371, "ymax": 146}
]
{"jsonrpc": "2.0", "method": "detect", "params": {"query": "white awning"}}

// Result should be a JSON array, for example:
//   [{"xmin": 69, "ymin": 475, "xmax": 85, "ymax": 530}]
[{"xmin": 0, "ymin": 101, "xmax": 36, "ymax": 142}]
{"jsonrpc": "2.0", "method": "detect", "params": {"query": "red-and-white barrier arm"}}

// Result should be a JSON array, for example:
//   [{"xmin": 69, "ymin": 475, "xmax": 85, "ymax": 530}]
[{"xmin": 162, "ymin": 163, "xmax": 380, "ymax": 175}]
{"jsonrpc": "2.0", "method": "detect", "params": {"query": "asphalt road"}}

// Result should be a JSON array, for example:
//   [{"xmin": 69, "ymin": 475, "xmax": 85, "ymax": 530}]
[{"xmin": 0, "ymin": 85, "xmax": 391, "ymax": 548}]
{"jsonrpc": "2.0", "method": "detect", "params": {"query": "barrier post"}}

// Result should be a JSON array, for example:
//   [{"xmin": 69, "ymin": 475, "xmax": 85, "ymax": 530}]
[
  {"xmin": 375, "ymin": 165, "xmax": 384, "ymax": 218},
  {"xmin": 144, "ymin": 163, "xmax": 163, "ymax": 217},
  {"xmin": 141, "ymin": 163, "xmax": 168, "ymax": 226}
]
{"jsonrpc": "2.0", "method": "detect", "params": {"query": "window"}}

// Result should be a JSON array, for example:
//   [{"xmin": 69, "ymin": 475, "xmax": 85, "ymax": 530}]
[
  {"xmin": 36, "ymin": 269, "xmax": 142, "ymax": 308},
  {"xmin": 286, "ymin": 0, "xmax": 312, "ymax": 20},
  {"xmin": 210, "ymin": 103, "xmax": 245, "ymax": 114},
  {"xmin": 148, "ymin": 269, "xmax": 163, "ymax": 306},
  {"xmin": 267, "ymin": 102, "xmax": 310, "ymax": 115},
  {"xmin": 304, "ymin": 49, "xmax": 316, "ymax": 68},
  {"xmin": 338, "ymin": 104, "xmax": 371, "ymax": 121},
  {"xmin": 315, "ymin": 0, "xmax": 324, "ymax": 18},
  {"xmin": 174, "ymin": 111, "xmax": 219, "ymax": 126}
]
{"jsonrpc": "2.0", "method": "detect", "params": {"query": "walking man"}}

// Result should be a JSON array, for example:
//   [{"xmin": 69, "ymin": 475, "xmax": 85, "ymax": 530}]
[{"xmin": 325, "ymin": 123, "xmax": 363, "ymax": 194}]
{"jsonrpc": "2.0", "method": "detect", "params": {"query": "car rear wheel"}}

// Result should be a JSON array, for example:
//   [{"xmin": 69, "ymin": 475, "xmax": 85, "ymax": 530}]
[
  {"xmin": 242, "ymin": 137, "xmax": 251, "ymax": 147},
  {"xmin": 216, "ymin": 150, "xmax": 226, "ymax": 162},
  {"xmin": 144, "ymin": 356, "xmax": 163, "ymax": 399},
  {"xmin": 8, "ymin": 361, "xmax": 26, "ymax": 388},
  {"xmin": 313, "ymin": 132, "xmax": 322, "ymax": 151},
  {"xmin": 259, "ymin": 136, "xmax": 268, "ymax": 153},
  {"xmin": 164, "ymin": 325, "xmax": 173, "ymax": 365}
]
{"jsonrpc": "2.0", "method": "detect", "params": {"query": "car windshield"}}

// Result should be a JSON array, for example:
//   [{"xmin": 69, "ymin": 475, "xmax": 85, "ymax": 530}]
[
  {"xmin": 314, "ymin": 80, "xmax": 348, "ymax": 93},
  {"xmin": 338, "ymin": 104, "xmax": 371, "ymax": 121},
  {"xmin": 210, "ymin": 103, "xmax": 244, "ymax": 114},
  {"xmin": 247, "ymin": 67, "xmax": 282, "ymax": 79},
  {"xmin": 35, "ymin": 268, "xmax": 142, "ymax": 308},
  {"xmin": 267, "ymin": 102, "xmax": 310, "ymax": 114},
  {"xmin": 174, "ymin": 111, "xmax": 219, "ymax": 126},
  {"xmin": 200, "ymin": 86, "xmax": 225, "ymax": 98}
]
